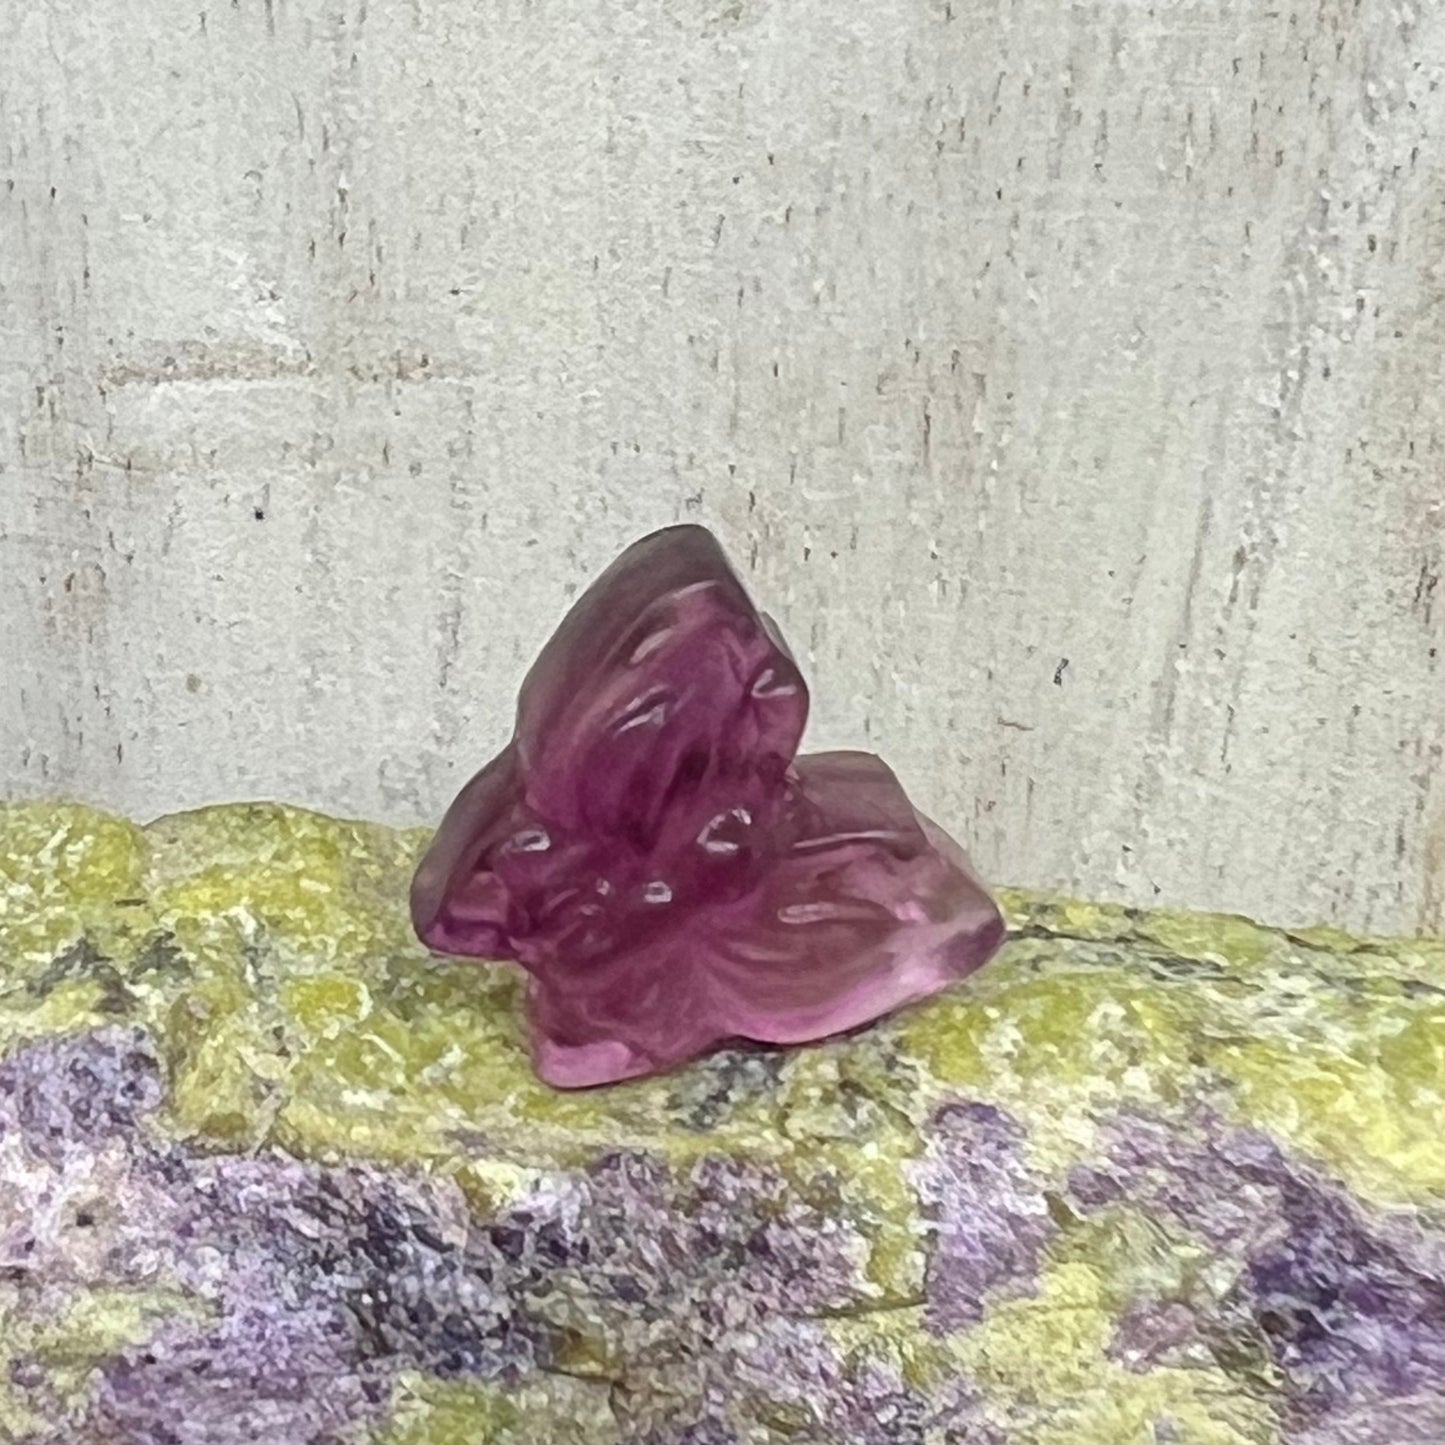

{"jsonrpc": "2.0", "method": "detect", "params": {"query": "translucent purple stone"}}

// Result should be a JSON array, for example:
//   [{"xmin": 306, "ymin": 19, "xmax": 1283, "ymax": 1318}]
[{"xmin": 412, "ymin": 525, "xmax": 1005, "ymax": 1087}]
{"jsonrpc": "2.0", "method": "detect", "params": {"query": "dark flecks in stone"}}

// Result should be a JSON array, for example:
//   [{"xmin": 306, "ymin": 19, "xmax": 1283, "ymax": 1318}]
[
  {"xmin": 26, "ymin": 936, "xmax": 138, "ymax": 1014},
  {"xmin": 610, "ymin": 1273, "xmax": 648, "ymax": 1304},
  {"xmin": 666, "ymin": 1046, "xmax": 787, "ymax": 1131},
  {"xmin": 0, "ymin": 1026, "xmax": 164, "ymax": 1158},
  {"xmin": 1145, "ymin": 953, "xmax": 1230, "ymax": 982},
  {"xmin": 1007, "ymin": 928, "xmax": 1232, "ymax": 983},
  {"xmin": 128, "ymin": 931, "xmax": 193, "ymax": 983},
  {"xmin": 1399, "ymin": 977, "xmax": 1445, "ymax": 999},
  {"xmin": 1065, "ymin": 1162, "xmax": 1127, "ymax": 1210},
  {"xmin": 1044, "ymin": 1190, "xmax": 1083, "ymax": 1230},
  {"xmin": 9, "ymin": 1358, "xmax": 47, "ymax": 1391},
  {"xmin": 27, "ymin": 936, "xmax": 108, "ymax": 993}
]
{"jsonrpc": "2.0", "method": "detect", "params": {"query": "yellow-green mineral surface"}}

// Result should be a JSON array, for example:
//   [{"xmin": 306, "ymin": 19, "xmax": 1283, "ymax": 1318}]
[{"xmin": 1, "ymin": 801, "xmax": 1442, "ymax": 1444}]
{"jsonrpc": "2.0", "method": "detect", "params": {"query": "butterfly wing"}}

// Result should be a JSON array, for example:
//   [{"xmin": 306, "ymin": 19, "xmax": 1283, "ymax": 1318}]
[
  {"xmin": 514, "ymin": 525, "xmax": 808, "ymax": 852},
  {"xmin": 412, "ymin": 525, "xmax": 808, "ymax": 966}
]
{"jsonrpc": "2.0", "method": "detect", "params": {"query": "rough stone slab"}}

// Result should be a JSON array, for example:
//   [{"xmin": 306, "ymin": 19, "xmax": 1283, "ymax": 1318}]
[{"xmin": 1, "ymin": 801, "xmax": 1443, "ymax": 1445}]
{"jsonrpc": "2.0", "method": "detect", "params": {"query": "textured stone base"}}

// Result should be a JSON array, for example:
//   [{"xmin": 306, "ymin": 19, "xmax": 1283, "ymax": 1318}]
[{"xmin": 1, "ymin": 802, "xmax": 1442, "ymax": 1444}]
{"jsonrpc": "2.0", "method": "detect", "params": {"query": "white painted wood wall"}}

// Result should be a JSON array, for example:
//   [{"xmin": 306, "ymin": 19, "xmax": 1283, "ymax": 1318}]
[{"xmin": 2, "ymin": 0, "xmax": 1442, "ymax": 935}]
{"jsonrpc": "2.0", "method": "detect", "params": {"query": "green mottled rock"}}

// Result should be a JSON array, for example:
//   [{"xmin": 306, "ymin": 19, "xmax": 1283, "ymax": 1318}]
[{"xmin": 0, "ymin": 802, "xmax": 1442, "ymax": 1444}]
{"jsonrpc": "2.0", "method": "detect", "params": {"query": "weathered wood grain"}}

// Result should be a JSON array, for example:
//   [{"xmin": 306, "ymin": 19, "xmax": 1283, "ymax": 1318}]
[{"xmin": 2, "ymin": 0, "xmax": 1442, "ymax": 933}]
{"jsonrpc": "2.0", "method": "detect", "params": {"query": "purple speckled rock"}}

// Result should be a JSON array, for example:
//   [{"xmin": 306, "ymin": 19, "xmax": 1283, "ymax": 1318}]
[
  {"xmin": 0, "ymin": 1030, "xmax": 543, "ymax": 1445},
  {"xmin": 0, "ymin": 1027, "xmax": 928, "ymax": 1444},
  {"xmin": 6, "ymin": 800, "xmax": 1444, "ymax": 1444},
  {"xmin": 412, "ymin": 525, "xmax": 1004, "ymax": 1087},
  {"xmin": 1073, "ymin": 1111, "xmax": 1445, "ymax": 1441},
  {"xmin": 914, "ymin": 1101, "xmax": 1055, "ymax": 1333}
]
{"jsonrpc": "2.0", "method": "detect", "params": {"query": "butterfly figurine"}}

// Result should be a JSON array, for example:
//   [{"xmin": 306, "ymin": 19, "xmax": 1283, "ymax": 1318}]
[{"xmin": 411, "ymin": 524, "xmax": 1005, "ymax": 1087}]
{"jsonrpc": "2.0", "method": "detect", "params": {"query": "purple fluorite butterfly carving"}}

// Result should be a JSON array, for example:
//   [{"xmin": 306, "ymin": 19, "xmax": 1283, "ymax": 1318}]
[{"xmin": 412, "ymin": 525, "xmax": 1005, "ymax": 1088}]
